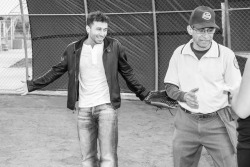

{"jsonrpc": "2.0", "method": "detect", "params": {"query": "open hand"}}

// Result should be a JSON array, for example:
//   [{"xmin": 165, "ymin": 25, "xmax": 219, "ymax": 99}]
[
  {"xmin": 15, "ymin": 81, "xmax": 28, "ymax": 95},
  {"xmin": 184, "ymin": 88, "xmax": 199, "ymax": 108}
]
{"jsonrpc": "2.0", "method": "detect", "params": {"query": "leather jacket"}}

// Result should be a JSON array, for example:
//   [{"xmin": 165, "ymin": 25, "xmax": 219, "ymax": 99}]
[{"xmin": 27, "ymin": 36, "xmax": 149, "ymax": 110}]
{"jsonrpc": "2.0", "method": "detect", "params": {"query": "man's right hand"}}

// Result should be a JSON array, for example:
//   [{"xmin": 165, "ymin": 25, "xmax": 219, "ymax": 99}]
[
  {"xmin": 184, "ymin": 88, "xmax": 199, "ymax": 108},
  {"xmin": 15, "ymin": 81, "xmax": 29, "ymax": 95}
]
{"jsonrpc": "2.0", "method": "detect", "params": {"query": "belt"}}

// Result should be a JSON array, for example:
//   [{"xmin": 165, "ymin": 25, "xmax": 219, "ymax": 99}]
[{"xmin": 180, "ymin": 106, "xmax": 218, "ymax": 119}]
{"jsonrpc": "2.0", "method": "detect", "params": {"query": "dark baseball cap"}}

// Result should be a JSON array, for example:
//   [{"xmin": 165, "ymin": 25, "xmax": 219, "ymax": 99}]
[{"xmin": 189, "ymin": 6, "xmax": 219, "ymax": 29}]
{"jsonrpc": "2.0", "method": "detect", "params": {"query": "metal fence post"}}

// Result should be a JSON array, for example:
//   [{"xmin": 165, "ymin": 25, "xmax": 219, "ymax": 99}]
[
  {"xmin": 0, "ymin": 21, "xmax": 2, "ymax": 51},
  {"xmin": 19, "ymin": 0, "xmax": 29, "ymax": 80},
  {"xmin": 225, "ymin": 0, "xmax": 231, "ymax": 49},
  {"xmin": 152, "ymin": 0, "xmax": 158, "ymax": 91},
  {"xmin": 221, "ymin": 3, "xmax": 226, "ymax": 46},
  {"xmin": 84, "ymin": 0, "xmax": 88, "ymax": 22}
]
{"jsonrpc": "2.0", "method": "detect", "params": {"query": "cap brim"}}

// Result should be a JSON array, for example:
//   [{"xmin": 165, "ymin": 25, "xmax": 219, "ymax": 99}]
[{"xmin": 193, "ymin": 22, "xmax": 220, "ymax": 29}]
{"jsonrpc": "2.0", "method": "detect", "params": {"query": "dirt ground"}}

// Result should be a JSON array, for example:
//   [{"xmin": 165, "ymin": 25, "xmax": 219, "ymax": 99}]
[{"xmin": 0, "ymin": 94, "xmax": 214, "ymax": 167}]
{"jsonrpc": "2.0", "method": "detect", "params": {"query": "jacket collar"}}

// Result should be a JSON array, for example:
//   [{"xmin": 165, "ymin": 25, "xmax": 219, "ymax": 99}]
[
  {"xmin": 103, "ymin": 37, "xmax": 111, "ymax": 51},
  {"xmin": 74, "ymin": 35, "xmax": 87, "ymax": 51}
]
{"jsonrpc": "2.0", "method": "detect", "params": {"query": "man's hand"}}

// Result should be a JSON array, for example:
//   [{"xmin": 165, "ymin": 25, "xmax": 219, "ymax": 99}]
[
  {"xmin": 15, "ymin": 81, "xmax": 29, "ymax": 95},
  {"xmin": 184, "ymin": 88, "xmax": 199, "ymax": 108}
]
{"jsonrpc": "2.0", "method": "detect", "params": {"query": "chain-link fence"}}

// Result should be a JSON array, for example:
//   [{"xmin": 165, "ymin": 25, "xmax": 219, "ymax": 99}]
[
  {"xmin": 0, "ymin": 0, "xmax": 249, "ymax": 93},
  {"xmin": 228, "ymin": 0, "xmax": 250, "ymax": 75},
  {"xmin": 0, "ymin": 0, "xmax": 31, "ymax": 93}
]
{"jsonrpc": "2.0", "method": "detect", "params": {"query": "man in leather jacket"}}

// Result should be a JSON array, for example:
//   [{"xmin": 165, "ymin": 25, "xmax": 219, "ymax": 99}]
[{"xmin": 17, "ymin": 11, "xmax": 149, "ymax": 167}]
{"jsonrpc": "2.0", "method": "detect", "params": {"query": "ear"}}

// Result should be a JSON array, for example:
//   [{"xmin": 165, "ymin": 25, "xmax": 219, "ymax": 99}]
[
  {"xmin": 86, "ymin": 25, "xmax": 90, "ymax": 34},
  {"xmin": 187, "ymin": 25, "xmax": 193, "ymax": 35}
]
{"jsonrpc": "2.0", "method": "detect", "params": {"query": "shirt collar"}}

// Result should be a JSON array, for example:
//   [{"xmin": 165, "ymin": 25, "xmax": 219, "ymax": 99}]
[{"xmin": 181, "ymin": 39, "xmax": 220, "ymax": 58}]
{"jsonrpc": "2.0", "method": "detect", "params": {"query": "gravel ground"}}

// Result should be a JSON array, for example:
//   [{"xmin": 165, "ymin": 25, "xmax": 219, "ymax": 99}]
[{"xmin": 0, "ymin": 95, "xmax": 214, "ymax": 167}]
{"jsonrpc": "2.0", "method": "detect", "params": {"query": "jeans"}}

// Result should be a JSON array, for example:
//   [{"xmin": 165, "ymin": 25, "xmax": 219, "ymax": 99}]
[
  {"xmin": 77, "ymin": 103, "xmax": 118, "ymax": 167},
  {"xmin": 173, "ymin": 107, "xmax": 237, "ymax": 167}
]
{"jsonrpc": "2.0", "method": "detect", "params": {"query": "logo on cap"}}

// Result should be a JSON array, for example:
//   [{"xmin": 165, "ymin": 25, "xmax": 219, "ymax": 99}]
[{"xmin": 202, "ymin": 12, "xmax": 211, "ymax": 20}]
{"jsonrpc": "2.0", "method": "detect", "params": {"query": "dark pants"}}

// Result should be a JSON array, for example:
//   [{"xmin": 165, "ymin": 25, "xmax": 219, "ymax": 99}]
[{"xmin": 238, "ymin": 149, "xmax": 250, "ymax": 167}]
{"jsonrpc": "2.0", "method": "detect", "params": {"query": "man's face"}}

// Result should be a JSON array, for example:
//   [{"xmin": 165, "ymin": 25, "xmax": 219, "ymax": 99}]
[
  {"xmin": 190, "ymin": 26, "xmax": 216, "ymax": 50},
  {"xmin": 86, "ymin": 21, "xmax": 108, "ymax": 44}
]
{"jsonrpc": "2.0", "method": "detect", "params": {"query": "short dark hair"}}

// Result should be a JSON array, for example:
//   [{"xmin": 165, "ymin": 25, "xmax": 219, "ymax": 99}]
[{"xmin": 86, "ymin": 11, "xmax": 110, "ymax": 26}]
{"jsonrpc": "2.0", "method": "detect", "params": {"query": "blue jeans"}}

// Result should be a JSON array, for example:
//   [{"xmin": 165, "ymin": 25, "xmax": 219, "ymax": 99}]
[
  {"xmin": 77, "ymin": 103, "xmax": 118, "ymax": 167},
  {"xmin": 173, "ymin": 107, "xmax": 237, "ymax": 167}
]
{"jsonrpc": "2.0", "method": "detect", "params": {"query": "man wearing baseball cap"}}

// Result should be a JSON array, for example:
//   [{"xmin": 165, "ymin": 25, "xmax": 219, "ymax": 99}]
[{"xmin": 164, "ymin": 6, "xmax": 241, "ymax": 167}]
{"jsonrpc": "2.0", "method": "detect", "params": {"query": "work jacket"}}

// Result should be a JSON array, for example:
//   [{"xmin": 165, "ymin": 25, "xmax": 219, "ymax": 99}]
[{"xmin": 27, "ymin": 36, "xmax": 149, "ymax": 110}]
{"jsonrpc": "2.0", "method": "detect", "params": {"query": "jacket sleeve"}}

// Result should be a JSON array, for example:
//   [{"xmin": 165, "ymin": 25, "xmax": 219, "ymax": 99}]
[
  {"xmin": 117, "ymin": 42, "xmax": 149, "ymax": 100},
  {"xmin": 27, "ymin": 46, "xmax": 69, "ymax": 92}
]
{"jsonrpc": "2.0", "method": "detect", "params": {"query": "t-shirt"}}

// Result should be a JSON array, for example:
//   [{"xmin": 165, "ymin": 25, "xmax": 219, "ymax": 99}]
[{"xmin": 78, "ymin": 43, "xmax": 110, "ymax": 108}]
